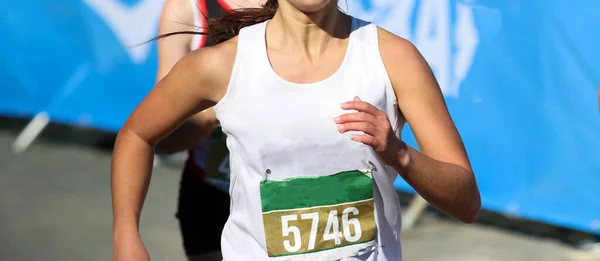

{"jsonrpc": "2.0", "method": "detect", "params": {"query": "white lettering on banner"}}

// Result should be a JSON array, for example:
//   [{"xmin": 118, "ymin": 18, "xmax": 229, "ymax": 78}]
[
  {"xmin": 452, "ymin": 3, "xmax": 479, "ymax": 96},
  {"xmin": 82, "ymin": 0, "xmax": 166, "ymax": 64},
  {"xmin": 414, "ymin": 0, "xmax": 451, "ymax": 97},
  {"xmin": 349, "ymin": 0, "xmax": 479, "ymax": 97}
]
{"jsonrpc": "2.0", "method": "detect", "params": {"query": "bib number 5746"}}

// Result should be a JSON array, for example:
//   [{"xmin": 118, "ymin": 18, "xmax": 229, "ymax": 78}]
[{"xmin": 281, "ymin": 207, "xmax": 362, "ymax": 253}]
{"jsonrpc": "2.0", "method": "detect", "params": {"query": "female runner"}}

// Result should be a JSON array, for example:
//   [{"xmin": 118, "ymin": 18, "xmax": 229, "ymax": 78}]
[{"xmin": 112, "ymin": 0, "xmax": 481, "ymax": 259}]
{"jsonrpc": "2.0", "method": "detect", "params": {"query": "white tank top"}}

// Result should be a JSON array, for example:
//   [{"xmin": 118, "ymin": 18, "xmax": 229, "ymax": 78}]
[{"xmin": 214, "ymin": 17, "xmax": 404, "ymax": 260}]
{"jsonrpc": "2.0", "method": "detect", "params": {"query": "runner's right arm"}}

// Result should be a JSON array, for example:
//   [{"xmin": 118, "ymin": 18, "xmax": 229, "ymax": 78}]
[
  {"xmin": 154, "ymin": 0, "xmax": 219, "ymax": 155},
  {"xmin": 111, "ymin": 42, "xmax": 236, "ymax": 259}
]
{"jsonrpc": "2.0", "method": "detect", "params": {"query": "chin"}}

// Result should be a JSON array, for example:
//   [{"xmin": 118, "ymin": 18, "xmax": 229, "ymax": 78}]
[{"xmin": 288, "ymin": 0, "xmax": 334, "ymax": 13}]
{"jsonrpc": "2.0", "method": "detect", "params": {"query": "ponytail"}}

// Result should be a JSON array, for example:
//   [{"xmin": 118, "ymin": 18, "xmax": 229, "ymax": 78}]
[
  {"xmin": 151, "ymin": 0, "xmax": 278, "ymax": 45},
  {"xmin": 207, "ymin": 0, "xmax": 278, "ymax": 43}
]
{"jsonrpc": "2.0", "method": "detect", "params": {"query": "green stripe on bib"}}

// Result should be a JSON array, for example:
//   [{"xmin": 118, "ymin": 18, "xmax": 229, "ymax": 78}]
[{"xmin": 260, "ymin": 170, "xmax": 373, "ymax": 213}]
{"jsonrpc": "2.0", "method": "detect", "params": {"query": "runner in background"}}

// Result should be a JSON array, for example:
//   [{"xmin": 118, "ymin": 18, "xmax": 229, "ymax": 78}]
[{"xmin": 153, "ymin": 0, "xmax": 263, "ymax": 260}]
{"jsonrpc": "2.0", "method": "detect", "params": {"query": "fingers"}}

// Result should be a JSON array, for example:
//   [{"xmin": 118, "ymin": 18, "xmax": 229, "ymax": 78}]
[
  {"xmin": 350, "ymin": 134, "xmax": 379, "ymax": 147},
  {"xmin": 341, "ymin": 97, "xmax": 384, "ymax": 117},
  {"xmin": 334, "ymin": 112, "xmax": 376, "ymax": 124},
  {"xmin": 338, "ymin": 97, "xmax": 390, "ymax": 150},
  {"xmin": 337, "ymin": 122, "xmax": 377, "ymax": 136},
  {"xmin": 335, "ymin": 110, "xmax": 378, "ymax": 136}
]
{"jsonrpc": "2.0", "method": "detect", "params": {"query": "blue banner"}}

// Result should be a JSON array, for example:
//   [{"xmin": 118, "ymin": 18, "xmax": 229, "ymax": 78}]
[
  {"xmin": 0, "ymin": 0, "xmax": 164, "ymax": 130},
  {"xmin": 1, "ymin": 0, "xmax": 599, "ymax": 234}
]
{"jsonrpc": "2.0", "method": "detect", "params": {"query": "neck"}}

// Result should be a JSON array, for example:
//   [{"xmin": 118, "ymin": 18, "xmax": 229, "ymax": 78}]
[{"xmin": 269, "ymin": 1, "xmax": 350, "ymax": 58}]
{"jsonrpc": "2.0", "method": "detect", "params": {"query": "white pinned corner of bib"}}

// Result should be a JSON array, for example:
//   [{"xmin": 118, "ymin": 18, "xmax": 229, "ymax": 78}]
[{"xmin": 358, "ymin": 160, "xmax": 377, "ymax": 179}]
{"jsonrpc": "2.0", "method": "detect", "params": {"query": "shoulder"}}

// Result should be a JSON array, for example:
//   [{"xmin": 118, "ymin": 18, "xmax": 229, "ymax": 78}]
[
  {"xmin": 376, "ymin": 27, "xmax": 425, "ymax": 70},
  {"xmin": 188, "ymin": 37, "xmax": 238, "ymax": 74},
  {"xmin": 376, "ymin": 27, "xmax": 434, "ymax": 90},
  {"xmin": 168, "ymin": 37, "xmax": 239, "ymax": 103}
]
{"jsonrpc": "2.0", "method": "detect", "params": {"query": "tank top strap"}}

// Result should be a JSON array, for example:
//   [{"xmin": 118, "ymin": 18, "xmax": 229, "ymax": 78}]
[
  {"xmin": 212, "ymin": 20, "xmax": 268, "ymax": 113},
  {"xmin": 234, "ymin": 20, "xmax": 271, "ymax": 70},
  {"xmin": 236, "ymin": 20, "xmax": 268, "ymax": 54},
  {"xmin": 347, "ymin": 17, "xmax": 378, "ymax": 49}
]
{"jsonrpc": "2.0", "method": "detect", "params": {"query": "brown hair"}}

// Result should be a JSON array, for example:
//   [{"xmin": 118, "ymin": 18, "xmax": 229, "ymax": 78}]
[{"xmin": 152, "ymin": 0, "xmax": 278, "ymax": 45}]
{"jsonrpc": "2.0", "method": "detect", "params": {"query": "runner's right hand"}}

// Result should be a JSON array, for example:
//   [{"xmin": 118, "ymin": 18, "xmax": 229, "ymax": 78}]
[{"xmin": 112, "ymin": 233, "xmax": 150, "ymax": 261}]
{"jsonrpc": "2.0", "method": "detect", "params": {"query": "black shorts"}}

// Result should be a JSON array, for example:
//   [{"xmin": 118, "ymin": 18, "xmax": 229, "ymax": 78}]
[{"xmin": 176, "ymin": 167, "xmax": 230, "ymax": 256}]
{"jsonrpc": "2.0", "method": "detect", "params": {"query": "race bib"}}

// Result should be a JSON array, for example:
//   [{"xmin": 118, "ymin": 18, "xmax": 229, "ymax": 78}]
[
  {"xmin": 260, "ymin": 170, "xmax": 377, "ymax": 260},
  {"xmin": 203, "ymin": 127, "xmax": 231, "ymax": 192}
]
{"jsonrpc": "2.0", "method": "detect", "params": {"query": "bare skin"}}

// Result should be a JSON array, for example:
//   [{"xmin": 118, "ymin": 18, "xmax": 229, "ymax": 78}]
[{"xmin": 111, "ymin": 0, "xmax": 481, "ymax": 259}]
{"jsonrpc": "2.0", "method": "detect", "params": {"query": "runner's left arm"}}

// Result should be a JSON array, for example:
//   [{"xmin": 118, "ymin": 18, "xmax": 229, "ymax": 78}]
[{"xmin": 380, "ymin": 28, "xmax": 480, "ymax": 224}]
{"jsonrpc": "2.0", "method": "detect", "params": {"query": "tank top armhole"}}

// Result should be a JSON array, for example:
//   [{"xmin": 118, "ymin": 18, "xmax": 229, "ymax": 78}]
[
  {"xmin": 212, "ymin": 33, "xmax": 245, "ymax": 113},
  {"xmin": 370, "ymin": 24, "xmax": 401, "ymax": 133}
]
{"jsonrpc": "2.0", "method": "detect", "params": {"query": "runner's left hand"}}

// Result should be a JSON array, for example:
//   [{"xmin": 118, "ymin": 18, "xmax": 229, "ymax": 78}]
[{"xmin": 335, "ymin": 96, "xmax": 407, "ymax": 167}]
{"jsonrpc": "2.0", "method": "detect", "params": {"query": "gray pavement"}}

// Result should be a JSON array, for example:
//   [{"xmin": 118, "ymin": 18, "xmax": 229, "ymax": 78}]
[{"xmin": 0, "ymin": 128, "xmax": 598, "ymax": 261}]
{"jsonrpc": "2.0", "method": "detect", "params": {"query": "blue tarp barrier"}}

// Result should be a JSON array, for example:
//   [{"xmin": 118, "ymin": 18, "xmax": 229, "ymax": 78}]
[
  {"xmin": 0, "ymin": 0, "xmax": 163, "ymax": 130},
  {"xmin": 1, "ymin": 0, "xmax": 599, "ymax": 234}
]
